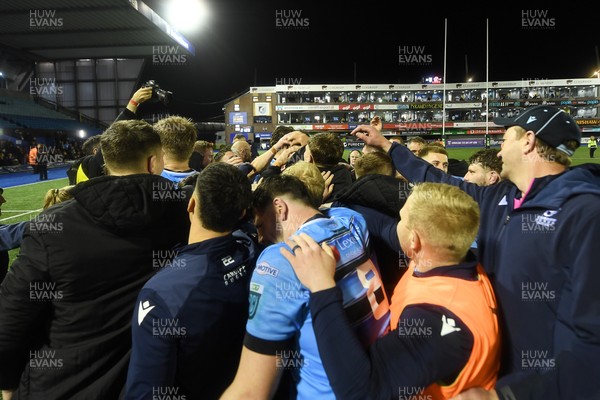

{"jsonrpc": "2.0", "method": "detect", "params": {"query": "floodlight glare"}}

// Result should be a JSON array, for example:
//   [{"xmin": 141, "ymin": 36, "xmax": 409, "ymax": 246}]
[{"xmin": 167, "ymin": 0, "xmax": 209, "ymax": 33}]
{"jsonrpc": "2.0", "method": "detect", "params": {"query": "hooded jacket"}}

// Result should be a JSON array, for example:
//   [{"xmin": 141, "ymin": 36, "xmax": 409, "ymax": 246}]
[
  {"xmin": 332, "ymin": 174, "xmax": 409, "ymax": 297},
  {"xmin": 0, "ymin": 174, "xmax": 190, "ymax": 399},
  {"xmin": 319, "ymin": 163, "xmax": 354, "ymax": 203},
  {"xmin": 332, "ymin": 173, "xmax": 408, "ymax": 218},
  {"xmin": 386, "ymin": 142, "xmax": 600, "ymax": 400}
]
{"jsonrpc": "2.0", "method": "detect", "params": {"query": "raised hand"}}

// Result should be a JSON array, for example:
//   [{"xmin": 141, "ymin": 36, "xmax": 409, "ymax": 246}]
[
  {"xmin": 349, "ymin": 125, "xmax": 392, "ymax": 153},
  {"xmin": 370, "ymin": 115, "xmax": 383, "ymax": 131}
]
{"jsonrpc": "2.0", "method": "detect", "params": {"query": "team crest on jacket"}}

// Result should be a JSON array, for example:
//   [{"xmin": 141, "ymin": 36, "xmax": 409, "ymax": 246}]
[
  {"xmin": 535, "ymin": 210, "xmax": 558, "ymax": 228},
  {"xmin": 248, "ymin": 283, "xmax": 264, "ymax": 320}
]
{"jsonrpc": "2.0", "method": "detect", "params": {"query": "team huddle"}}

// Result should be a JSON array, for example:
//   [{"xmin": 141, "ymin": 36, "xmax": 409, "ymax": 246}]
[{"xmin": 0, "ymin": 99, "xmax": 599, "ymax": 400}]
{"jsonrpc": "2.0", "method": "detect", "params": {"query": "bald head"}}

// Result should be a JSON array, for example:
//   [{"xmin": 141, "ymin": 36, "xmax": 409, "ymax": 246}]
[{"xmin": 231, "ymin": 140, "xmax": 251, "ymax": 162}]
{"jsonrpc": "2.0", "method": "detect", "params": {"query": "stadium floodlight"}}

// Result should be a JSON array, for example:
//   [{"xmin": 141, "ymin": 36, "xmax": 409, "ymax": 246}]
[
  {"xmin": 78, "ymin": 130, "xmax": 86, "ymax": 138},
  {"xmin": 167, "ymin": 0, "xmax": 209, "ymax": 34}
]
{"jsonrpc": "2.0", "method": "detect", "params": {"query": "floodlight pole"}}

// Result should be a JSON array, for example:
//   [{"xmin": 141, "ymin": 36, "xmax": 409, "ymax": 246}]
[
  {"xmin": 442, "ymin": 18, "xmax": 447, "ymax": 142},
  {"xmin": 485, "ymin": 18, "xmax": 489, "ymax": 147}
]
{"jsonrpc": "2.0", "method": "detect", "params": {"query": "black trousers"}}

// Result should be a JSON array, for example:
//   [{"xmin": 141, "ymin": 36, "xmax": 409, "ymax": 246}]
[
  {"xmin": 38, "ymin": 163, "xmax": 48, "ymax": 180},
  {"xmin": 590, "ymin": 147, "xmax": 597, "ymax": 158}
]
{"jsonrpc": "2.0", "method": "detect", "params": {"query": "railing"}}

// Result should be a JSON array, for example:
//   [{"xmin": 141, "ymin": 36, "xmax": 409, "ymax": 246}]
[{"xmin": 33, "ymin": 96, "xmax": 109, "ymax": 130}]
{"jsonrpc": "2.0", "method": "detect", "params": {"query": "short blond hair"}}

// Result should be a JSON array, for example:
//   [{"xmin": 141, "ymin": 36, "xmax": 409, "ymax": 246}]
[
  {"xmin": 153, "ymin": 116, "xmax": 197, "ymax": 162},
  {"xmin": 417, "ymin": 145, "xmax": 448, "ymax": 158},
  {"xmin": 354, "ymin": 152, "xmax": 394, "ymax": 179},
  {"xmin": 193, "ymin": 140, "xmax": 213, "ymax": 153},
  {"xmin": 407, "ymin": 183, "xmax": 479, "ymax": 259},
  {"xmin": 282, "ymin": 161, "xmax": 325, "ymax": 208}
]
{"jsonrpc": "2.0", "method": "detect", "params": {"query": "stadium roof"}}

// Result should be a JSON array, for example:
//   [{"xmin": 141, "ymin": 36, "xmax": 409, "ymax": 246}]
[{"xmin": 0, "ymin": 0, "xmax": 195, "ymax": 60}]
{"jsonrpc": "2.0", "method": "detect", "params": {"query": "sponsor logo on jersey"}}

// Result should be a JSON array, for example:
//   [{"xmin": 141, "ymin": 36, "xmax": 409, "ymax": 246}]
[
  {"xmin": 248, "ymin": 283, "xmax": 264, "ymax": 320},
  {"xmin": 255, "ymin": 262, "xmax": 279, "ymax": 277},
  {"xmin": 224, "ymin": 264, "xmax": 247, "ymax": 286}
]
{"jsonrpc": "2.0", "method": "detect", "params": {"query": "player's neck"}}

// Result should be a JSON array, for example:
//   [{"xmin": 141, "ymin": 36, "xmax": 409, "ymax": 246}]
[
  {"xmin": 281, "ymin": 206, "xmax": 322, "ymax": 241},
  {"xmin": 413, "ymin": 248, "xmax": 462, "ymax": 273},
  {"xmin": 188, "ymin": 222, "xmax": 230, "ymax": 244},
  {"xmin": 164, "ymin": 159, "xmax": 192, "ymax": 172},
  {"xmin": 513, "ymin": 156, "xmax": 566, "ymax": 193}
]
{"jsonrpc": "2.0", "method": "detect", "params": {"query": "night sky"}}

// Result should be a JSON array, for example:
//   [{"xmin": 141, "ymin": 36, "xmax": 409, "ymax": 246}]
[{"xmin": 140, "ymin": 1, "xmax": 600, "ymax": 121}]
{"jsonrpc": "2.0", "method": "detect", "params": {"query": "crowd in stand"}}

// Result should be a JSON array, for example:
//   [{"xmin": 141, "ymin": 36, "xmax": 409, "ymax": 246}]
[
  {"xmin": 0, "ymin": 86, "xmax": 598, "ymax": 400},
  {"xmin": 1, "ymin": 135, "xmax": 86, "ymax": 169},
  {"xmin": 0, "ymin": 140, "xmax": 25, "ymax": 166}
]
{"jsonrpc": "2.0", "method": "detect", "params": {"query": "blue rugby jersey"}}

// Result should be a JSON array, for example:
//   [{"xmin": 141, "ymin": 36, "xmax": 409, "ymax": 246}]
[
  {"xmin": 160, "ymin": 168, "xmax": 196, "ymax": 184},
  {"xmin": 245, "ymin": 207, "xmax": 390, "ymax": 400}
]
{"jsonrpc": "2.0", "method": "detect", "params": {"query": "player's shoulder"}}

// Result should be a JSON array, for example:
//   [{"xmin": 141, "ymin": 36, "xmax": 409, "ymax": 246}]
[
  {"xmin": 258, "ymin": 242, "xmax": 287, "ymax": 260},
  {"xmin": 254, "ymin": 243, "xmax": 294, "ymax": 279},
  {"xmin": 325, "ymin": 206, "xmax": 368, "ymax": 232},
  {"xmin": 326, "ymin": 206, "xmax": 364, "ymax": 220}
]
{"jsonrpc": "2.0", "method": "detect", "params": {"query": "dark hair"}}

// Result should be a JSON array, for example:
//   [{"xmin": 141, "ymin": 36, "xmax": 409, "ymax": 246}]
[
  {"xmin": 307, "ymin": 132, "xmax": 343, "ymax": 166},
  {"xmin": 348, "ymin": 149, "xmax": 363, "ymax": 161},
  {"xmin": 194, "ymin": 163, "xmax": 252, "ymax": 232},
  {"xmin": 214, "ymin": 145, "xmax": 232, "ymax": 162},
  {"xmin": 468, "ymin": 148, "xmax": 503, "ymax": 174},
  {"xmin": 253, "ymin": 174, "xmax": 315, "ymax": 212},
  {"xmin": 100, "ymin": 120, "xmax": 161, "ymax": 171},
  {"xmin": 270, "ymin": 125, "xmax": 294, "ymax": 147},
  {"xmin": 178, "ymin": 172, "xmax": 200, "ymax": 189},
  {"xmin": 82, "ymin": 135, "xmax": 102, "ymax": 156}
]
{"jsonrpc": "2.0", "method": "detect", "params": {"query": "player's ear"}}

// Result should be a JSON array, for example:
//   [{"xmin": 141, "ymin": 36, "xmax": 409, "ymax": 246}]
[
  {"xmin": 187, "ymin": 195, "xmax": 196, "ymax": 214},
  {"xmin": 488, "ymin": 170, "xmax": 500, "ymax": 185},
  {"xmin": 523, "ymin": 131, "xmax": 537, "ymax": 154},
  {"xmin": 410, "ymin": 229, "xmax": 421, "ymax": 253},
  {"xmin": 273, "ymin": 197, "xmax": 289, "ymax": 221}
]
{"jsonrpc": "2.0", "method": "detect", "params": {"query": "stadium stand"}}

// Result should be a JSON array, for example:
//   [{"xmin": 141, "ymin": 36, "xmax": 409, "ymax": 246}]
[{"xmin": 0, "ymin": 91, "xmax": 103, "ymax": 133}]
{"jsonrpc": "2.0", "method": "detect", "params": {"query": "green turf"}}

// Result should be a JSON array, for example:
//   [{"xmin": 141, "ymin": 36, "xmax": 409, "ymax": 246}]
[{"xmin": 3, "ymin": 178, "xmax": 69, "ymax": 266}]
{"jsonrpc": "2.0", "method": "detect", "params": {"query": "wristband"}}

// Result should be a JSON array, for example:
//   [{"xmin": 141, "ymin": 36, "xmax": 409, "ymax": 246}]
[
  {"xmin": 270, "ymin": 146, "xmax": 278, "ymax": 155},
  {"xmin": 129, "ymin": 99, "xmax": 139, "ymax": 107}
]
